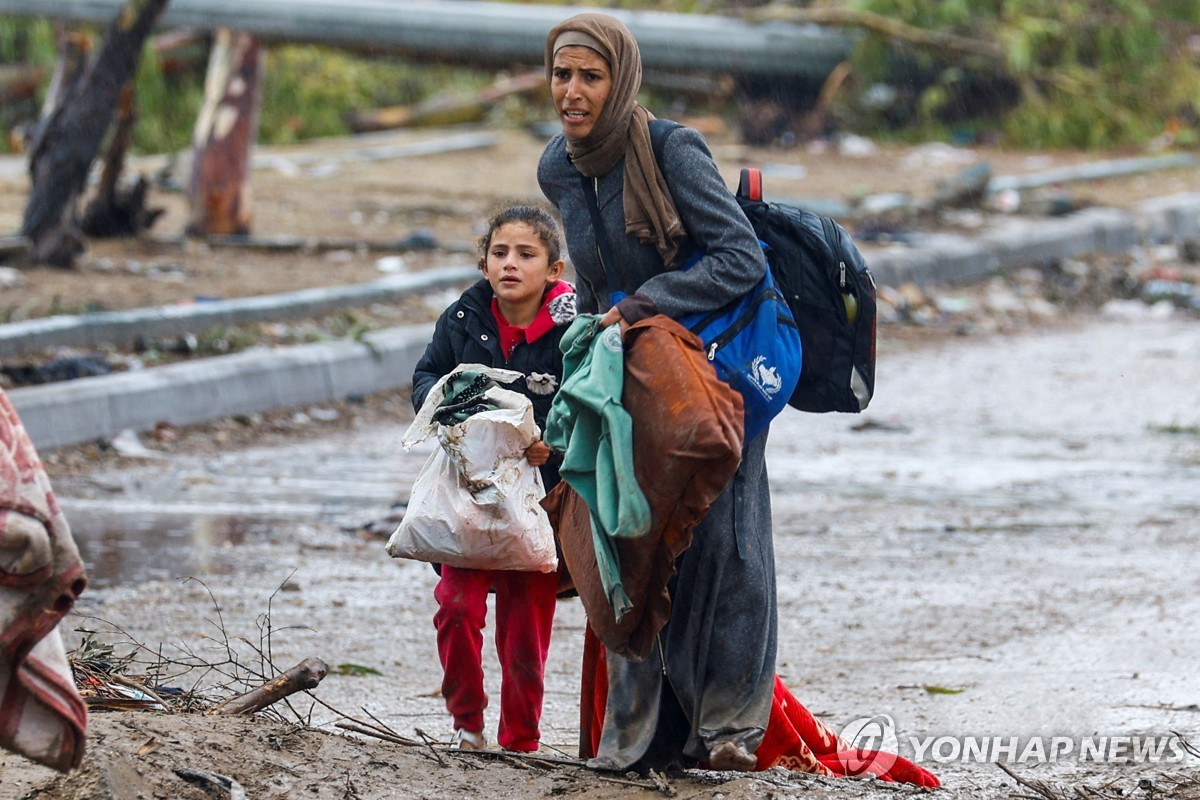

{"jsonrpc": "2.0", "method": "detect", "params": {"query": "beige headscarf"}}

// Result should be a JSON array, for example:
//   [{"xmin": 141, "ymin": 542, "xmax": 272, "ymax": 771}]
[{"xmin": 545, "ymin": 13, "xmax": 688, "ymax": 268}]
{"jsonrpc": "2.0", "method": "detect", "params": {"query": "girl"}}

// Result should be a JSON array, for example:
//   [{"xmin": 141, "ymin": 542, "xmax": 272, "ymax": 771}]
[{"xmin": 410, "ymin": 204, "xmax": 576, "ymax": 753}]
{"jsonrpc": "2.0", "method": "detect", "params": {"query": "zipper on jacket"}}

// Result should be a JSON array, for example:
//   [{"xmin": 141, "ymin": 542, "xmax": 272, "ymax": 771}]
[{"xmin": 592, "ymin": 177, "xmax": 608, "ymax": 275}]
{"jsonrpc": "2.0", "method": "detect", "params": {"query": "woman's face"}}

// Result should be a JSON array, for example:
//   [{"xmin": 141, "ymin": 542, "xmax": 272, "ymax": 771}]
[{"xmin": 550, "ymin": 46, "xmax": 613, "ymax": 140}]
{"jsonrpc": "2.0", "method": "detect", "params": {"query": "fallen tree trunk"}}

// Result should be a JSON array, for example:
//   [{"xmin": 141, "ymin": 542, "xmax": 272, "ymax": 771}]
[
  {"xmin": 345, "ymin": 70, "xmax": 544, "ymax": 133},
  {"xmin": 206, "ymin": 657, "xmax": 329, "ymax": 716},
  {"xmin": 747, "ymin": 5, "xmax": 1005, "ymax": 64},
  {"xmin": 20, "ymin": 0, "xmax": 169, "ymax": 267},
  {"xmin": 187, "ymin": 28, "xmax": 263, "ymax": 236}
]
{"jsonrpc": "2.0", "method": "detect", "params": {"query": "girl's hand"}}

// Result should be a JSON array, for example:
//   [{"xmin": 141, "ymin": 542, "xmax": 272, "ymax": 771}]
[
  {"xmin": 525, "ymin": 440, "xmax": 552, "ymax": 467},
  {"xmin": 599, "ymin": 306, "xmax": 628, "ymax": 332}
]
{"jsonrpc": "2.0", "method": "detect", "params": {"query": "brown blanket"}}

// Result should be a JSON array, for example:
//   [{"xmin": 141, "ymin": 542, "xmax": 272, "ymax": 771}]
[{"xmin": 544, "ymin": 315, "xmax": 742, "ymax": 661}]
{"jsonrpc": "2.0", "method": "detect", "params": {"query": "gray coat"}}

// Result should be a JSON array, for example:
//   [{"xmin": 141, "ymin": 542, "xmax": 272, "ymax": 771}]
[
  {"xmin": 538, "ymin": 125, "xmax": 767, "ymax": 316},
  {"xmin": 539, "ymin": 124, "xmax": 778, "ymax": 769}
]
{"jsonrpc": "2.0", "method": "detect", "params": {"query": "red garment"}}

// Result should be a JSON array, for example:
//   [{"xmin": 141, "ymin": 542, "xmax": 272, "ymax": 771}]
[
  {"xmin": 433, "ymin": 565, "xmax": 559, "ymax": 752},
  {"xmin": 579, "ymin": 626, "xmax": 939, "ymax": 788},
  {"xmin": 491, "ymin": 280, "xmax": 575, "ymax": 360},
  {"xmin": 758, "ymin": 678, "xmax": 940, "ymax": 787}
]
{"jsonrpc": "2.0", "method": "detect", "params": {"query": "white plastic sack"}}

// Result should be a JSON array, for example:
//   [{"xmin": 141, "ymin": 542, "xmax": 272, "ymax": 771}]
[{"xmin": 386, "ymin": 365, "xmax": 558, "ymax": 573}]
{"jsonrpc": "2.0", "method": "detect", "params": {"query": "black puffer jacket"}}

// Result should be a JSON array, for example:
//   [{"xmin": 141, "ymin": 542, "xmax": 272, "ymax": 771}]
[{"xmin": 411, "ymin": 279, "xmax": 576, "ymax": 485}]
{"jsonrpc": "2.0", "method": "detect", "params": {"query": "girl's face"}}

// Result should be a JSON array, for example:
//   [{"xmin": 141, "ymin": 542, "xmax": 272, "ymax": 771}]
[
  {"xmin": 550, "ymin": 46, "xmax": 613, "ymax": 140},
  {"xmin": 482, "ymin": 222, "xmax": 564, "ymax": 312}
]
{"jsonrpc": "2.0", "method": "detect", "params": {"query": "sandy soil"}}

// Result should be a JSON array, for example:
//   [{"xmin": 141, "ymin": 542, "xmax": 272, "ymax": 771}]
[{"xmin": 1, "ymin": 124, "xmax": 1199, "ymax": 799}]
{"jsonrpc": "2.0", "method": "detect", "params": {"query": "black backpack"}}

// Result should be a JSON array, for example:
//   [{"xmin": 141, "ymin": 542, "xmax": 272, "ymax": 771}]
[
  {"xmin": 735, "ymin": 168, "xmax": 877, "ymax": 413},
  {"xmin": 649, "ymin": 119, "xmax": 877, "ymax": 414}
]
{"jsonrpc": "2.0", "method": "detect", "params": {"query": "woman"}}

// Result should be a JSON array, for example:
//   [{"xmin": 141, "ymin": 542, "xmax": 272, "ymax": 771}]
[{"xmin": 538, "ymin": 12, "xmax": 776, "ymax": 773}]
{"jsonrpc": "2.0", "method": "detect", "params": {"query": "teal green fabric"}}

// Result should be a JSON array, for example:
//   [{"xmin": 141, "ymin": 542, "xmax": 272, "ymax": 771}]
[{"xmin": 545, "ymin": 315, "xmax": 651, "ymax": 621}]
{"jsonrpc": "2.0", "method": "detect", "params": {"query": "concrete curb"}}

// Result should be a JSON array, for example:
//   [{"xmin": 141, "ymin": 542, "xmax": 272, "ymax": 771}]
[
  {"xmin": 10, "ymin": 324, "xmax": 434, "ymax": 450},
  {"xmin": 0, "ymin": 267, "xmax": 478, "ymax": 358},
  {"xmin": 6, "ymin": 193, "xmax": 1200, "ymax": 452},
  {"xmin": 866, "ymin": 199, "xmax": 1191, "ymax": 288}
]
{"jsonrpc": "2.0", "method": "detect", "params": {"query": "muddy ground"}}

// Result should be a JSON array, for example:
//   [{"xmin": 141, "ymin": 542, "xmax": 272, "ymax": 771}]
[
  {"xmin": 0, "ymin": 123, "xmax": 1198, "ymax": 799},
  {"xmin": 2, "ymin": 308, "xmax": 1196, "ymax": 800}
]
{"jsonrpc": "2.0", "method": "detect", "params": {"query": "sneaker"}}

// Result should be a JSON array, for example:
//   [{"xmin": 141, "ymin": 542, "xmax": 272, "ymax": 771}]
[
  {"xmin": 707, "ymin": 741, "xmax": 757, "ymax": 772},
  {"xmin": 450, "ymin": 729, "xmax": 486, "ymax": 751}
]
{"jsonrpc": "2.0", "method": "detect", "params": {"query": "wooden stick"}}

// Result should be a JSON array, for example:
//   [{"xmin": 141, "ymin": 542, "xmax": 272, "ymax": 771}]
[
  {"xmin": 335, "ymin": 720, "xmax": 423, "ymax": 747},
  {"xmin": 206, "ymin": 657, "xmax": 328, "ymax": 716},
  {"xmin": 996, "ymin": 762, "xmax": 1062, "ymax": 800},
  {"xmin": 444, "ymin": 748, "xmax": 585, "ymax": 768}
]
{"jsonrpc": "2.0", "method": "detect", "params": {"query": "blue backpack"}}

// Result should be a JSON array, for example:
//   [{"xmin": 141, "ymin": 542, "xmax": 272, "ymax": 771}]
[
  {"xmin": 674, "ymin": 251, "xmax": 801, "ymax": 442},
  {"xmin": 579, "ymin": 124, "xmax": 802, "ymax": 442}
]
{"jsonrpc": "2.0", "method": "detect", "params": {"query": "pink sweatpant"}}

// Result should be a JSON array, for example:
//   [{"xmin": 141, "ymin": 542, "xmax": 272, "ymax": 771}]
[{"xmin": 433, "ymin": 565, "xmax": 559, "ymax": 752}]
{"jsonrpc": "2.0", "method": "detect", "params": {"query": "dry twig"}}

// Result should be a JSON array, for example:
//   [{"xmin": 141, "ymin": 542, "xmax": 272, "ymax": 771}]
[
  {"xmin": 336, "ymin": 720, "xmax": 422, "ymax": 747},
  {"xmin": 996, "ymin": 762, "xmax": 1063, "ymax": 800}
]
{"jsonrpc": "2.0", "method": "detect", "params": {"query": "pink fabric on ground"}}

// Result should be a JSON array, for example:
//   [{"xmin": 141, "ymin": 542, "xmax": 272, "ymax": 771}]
[{"xmin": 0, "ymin": 389, "xmax": 88, "ymax": 772}]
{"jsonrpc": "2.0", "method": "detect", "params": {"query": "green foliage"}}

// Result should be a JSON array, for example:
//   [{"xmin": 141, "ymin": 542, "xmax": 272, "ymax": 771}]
[
  {"xmin": 923, "ymin": 684, "xmax": 965, "ymax": 695},
  {"xmin": 0, "ymin": 16, "xmax": 56, "ymax": 63},
  {"xmin": 261, "ymin": 46, "xmax": 399, "ymax": 144},
  {"xmin": 0, "ymin": 17, "xmax": 497, "ymax": 152},
  {"xmin": 259, "ymin": 46, "xmax": 494, "ymax": 145},
  {"xmin": 333, "ymin": 663, "xmax": 382, "ymax": 677},
  {"xmin": 848, "ymin": 0, "xmax": 1200, "ymax": 149},
  {"xmin": 1149, "ymin": 422, "xmax": 1200, "ymax": 437},
  {"xmin": 130, "ymin": 47, "xmax": 206, "ymax": 154},
  {"xmin": 194, "ymin": 324, "xmax": 261, "ymax": 356},
  {"xmin": 71, "ymin": 629, "xmax": 137, "ymax": 674},
  {"xmin": 0, "ymin": 18, "xmax": 57, "ymax": 148}
]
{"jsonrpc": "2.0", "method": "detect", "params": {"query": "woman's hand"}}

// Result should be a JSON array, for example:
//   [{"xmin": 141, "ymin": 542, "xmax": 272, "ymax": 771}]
[
  {"xmin": 598, "ymin": 306, "xmax": 628, "ymax": 332},
  {"xmin": 525, "ymin": 440, "xmax": 552, "ymax": 467}
]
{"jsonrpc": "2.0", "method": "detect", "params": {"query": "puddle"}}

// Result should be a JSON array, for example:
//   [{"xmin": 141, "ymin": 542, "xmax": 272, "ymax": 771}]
[
  {"xmin": 66, "ymin": 509, "xmax": 289, "ymax": 589},
  {"xmin": 54, "ymin": 438, "xmax": 414, "ymax": 589}
]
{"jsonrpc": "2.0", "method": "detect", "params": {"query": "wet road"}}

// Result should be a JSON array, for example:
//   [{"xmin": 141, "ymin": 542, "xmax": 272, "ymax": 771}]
[{"xmin": 51, "ymin": 311, "xmax": 1200, "ymax": 787}]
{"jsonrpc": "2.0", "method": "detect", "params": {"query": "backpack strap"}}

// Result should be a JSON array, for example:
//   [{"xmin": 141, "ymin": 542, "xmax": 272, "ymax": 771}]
[
  {"xmin": 648, "ymin": 118, "xmax": 683, "ymax": 168},
  {"xmin": 737, "ymin": 168, "xmax": 763, "ymax": 202},
  {"xmin": 578, "ymin": 171, "xmax": 625, "ymax": 301},
  {"xmin": 647, "ymin": 118, "xmax": 704, "ymax": 270}
]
